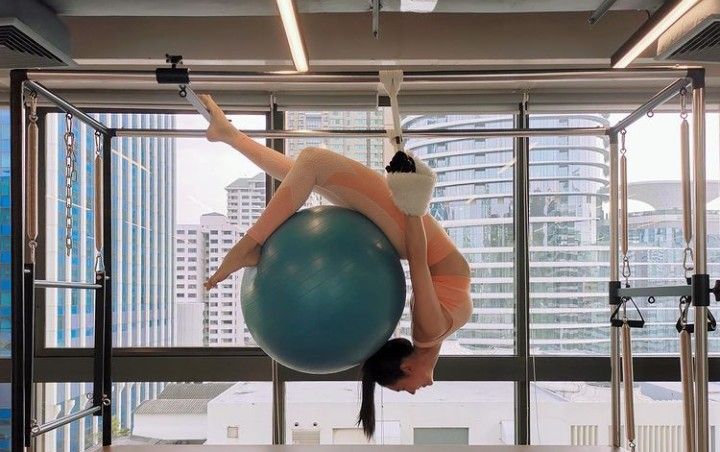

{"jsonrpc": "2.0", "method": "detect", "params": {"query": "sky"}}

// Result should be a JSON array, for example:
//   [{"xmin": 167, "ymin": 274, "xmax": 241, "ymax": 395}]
[{"xmin": 174, "ymin": 112, "xmax": 720, "ymax": 224}]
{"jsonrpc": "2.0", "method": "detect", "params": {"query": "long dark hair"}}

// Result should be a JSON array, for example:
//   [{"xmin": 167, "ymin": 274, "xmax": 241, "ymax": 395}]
[{"xmin": 358, "ymin": 338, "xmax": 414, "ymax": 438}]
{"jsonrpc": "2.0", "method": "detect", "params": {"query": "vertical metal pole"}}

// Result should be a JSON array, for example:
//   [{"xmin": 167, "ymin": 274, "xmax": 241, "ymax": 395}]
[
  {"xmin": 22, "ymin": 264, "xmax": 34, "ymax": 448},
  {"xmin": 691, "ymin": 85, "xmax": 709, "ymax": 452},
  {"xmin": 10, "ymin": 69, "xmax": 27, "ymax": 452},
  {"xmin": 608, "ymin": 133, "xmax": 622, "ymax": 448},
  {"xmin": 102, "ymin": 131, "xmax": 114, "ymax": 446},
  {"xmin": 514, "ymin": 100, "xmax": 530, "ymax": 445},
  {"xmin": 268, "ymin": 101, "xmax": 286, "ymax": 445}
]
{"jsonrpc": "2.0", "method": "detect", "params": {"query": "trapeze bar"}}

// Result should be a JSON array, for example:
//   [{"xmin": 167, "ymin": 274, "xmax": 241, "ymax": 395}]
[
  {"xmin": 26, "ymin": 67, "xmax": 695, "ymax": 86},
  {"xmin": 616, "ymin": 285, "xmax": 691, "ymax": 298},
  {"xmin": 35, "ymin": 279, "xmax": 102, "ymax": 290},
  {"xmin": 114, "ymin": 127, "xmax": 608, "ymax": 139},
  {"xmin": 31, "ymin": 406, "xmax": 102, "ymax": 437},
  {"xmin": 23, "ymin": 80, "xmax": 110, "ymax": 135},
  {"xmin": 609, "ymin": 77, "xmax": 692, "ymax": 134}
]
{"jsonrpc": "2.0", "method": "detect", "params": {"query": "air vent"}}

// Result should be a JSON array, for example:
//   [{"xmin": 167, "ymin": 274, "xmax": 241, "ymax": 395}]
[
  {"xmin": 291, "ymin": 429, "xmax": 320, "ymax": 445},
  {"xmin": 0, "ymin": 24, "xmax": 63, "ymax": 68},
  {"xmin": 669, "ymin": 20, "xmax": 720, "ymax": 61},
  {"xmin": 657, "ymin": 0, "xmax": 720, "ymax": 63},
  {"xmin": 0, "ymin": 0, "xmax": 73, "ymax": 69}
]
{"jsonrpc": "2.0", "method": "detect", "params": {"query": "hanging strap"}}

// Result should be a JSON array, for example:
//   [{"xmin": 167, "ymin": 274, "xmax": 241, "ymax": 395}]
[
  {"xmin": 621, "ymin": 321, "xmax": 636, "ymax": 449},
  {"xmin": 93, "ymin": 131, "xmax": 105, "ymax": 273},
  {"xmin": 680, "ymin": 88, "xmax": 695, "ymax": 280},
  {"xmin": 379, "ymin": 70, "xmax": 407, "ymax": 155},
  {"xmin": 24, "ymin": 91, "xmax": 39, "ymax": 264}
]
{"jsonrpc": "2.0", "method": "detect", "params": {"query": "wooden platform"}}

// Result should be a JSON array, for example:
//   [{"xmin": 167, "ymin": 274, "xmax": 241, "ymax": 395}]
[{"xmin": 101, "ymin": 446, "xmax": 626, "ymax": 451}]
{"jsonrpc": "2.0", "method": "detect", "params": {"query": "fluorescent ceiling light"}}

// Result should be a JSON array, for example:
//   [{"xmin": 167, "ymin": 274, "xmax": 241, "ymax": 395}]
[
  {"xmin": 612, "ymin": 0, "xmax": 699, "ymax": 68},
  {"xmin": 276, "ymin": 0, "xmax": 309, "ymax": 73}
]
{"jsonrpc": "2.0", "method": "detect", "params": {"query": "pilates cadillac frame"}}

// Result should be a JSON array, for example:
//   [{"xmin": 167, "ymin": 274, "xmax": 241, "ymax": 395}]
[{"xmin": 8, "ymin": 67, "xmax": 715, "ymax": 451}]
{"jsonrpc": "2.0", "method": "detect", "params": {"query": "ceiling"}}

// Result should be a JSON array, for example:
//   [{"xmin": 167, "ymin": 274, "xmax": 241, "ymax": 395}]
[{"xmin": 2, "ymin": 0, "xmax": 720, "ymax": 94}]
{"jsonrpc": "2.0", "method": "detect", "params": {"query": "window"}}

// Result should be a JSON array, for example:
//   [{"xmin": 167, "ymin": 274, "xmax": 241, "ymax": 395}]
[{"xmin": 227, "ymin": 426, "xmax": 239, "ymax": 439}]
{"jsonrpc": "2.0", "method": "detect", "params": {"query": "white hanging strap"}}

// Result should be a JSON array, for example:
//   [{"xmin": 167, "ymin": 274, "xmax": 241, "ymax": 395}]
[{"xmin": 379, "ymin": 70, "xmax": 407, "ymax": 155}]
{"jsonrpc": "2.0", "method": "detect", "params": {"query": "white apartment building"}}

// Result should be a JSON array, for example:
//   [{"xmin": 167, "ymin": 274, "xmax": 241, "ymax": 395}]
[
  {"xmin": 226, "ymin": 173, "xmax": 266, "ymax": 230},
  {"xmin": 175, "ymin": 213, "xmax": 249, "ymax": 346}
]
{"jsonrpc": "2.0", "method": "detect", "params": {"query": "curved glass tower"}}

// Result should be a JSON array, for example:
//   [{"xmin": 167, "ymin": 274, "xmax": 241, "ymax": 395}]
[{"xmin": 402, "ymin": 114, "xmax": 612, "ymax": 355}]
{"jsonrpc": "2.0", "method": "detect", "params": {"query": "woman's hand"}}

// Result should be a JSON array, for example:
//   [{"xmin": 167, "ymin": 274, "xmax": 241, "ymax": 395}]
[
  {"xmin": 405, "ymin": 215, "xmax": 428, "ymax": 263},
  {"xmin": 199, "ymin": 94, "xmax": 237, "ymax": 144}
]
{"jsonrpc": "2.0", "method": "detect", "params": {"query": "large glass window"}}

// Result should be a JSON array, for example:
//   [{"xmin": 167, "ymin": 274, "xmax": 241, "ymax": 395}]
[
  {"xmin": 43, "ymin": 113, "xmax": 266, "ymax": 348},
  {"xmin": 34, "ymin": 381, "xmax": 271, "ymax": 450},
  {"xmin": 530, "ymin": 381, "xmax": 720, "ymax": 451},
  {"xmin": 0, "ymin": 108, "xmax": 10, "ymax": 358},
  {"xmin": 528, "ymin": 112, "xmax": 720, "ymax": 356}
]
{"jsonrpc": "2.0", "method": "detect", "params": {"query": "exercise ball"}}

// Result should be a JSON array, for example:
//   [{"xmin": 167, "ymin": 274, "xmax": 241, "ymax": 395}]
[{"xmin": 240, "ymin": 205, "xmax": 406, "ymax": 374}]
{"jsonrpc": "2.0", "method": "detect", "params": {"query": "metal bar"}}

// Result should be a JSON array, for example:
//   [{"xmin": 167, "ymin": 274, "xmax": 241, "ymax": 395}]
[
  {"xmin": 22, "ymin": 264, "xmax": 34, "ymax": 447},
  {"xmin": 19, "ymin": 355, "xmax": 720, "ymax": 384},
  {"xmin": 372, "ymin": 0, "xmax": 380, "ymax": 39},
  {"xmin": 114, "ymin": 127, "xmax": 608, "ymax": 139},
  {"xmin": 102, "ymin": 132, "xmax": 113, "ymax": 446},
  {"xmin": 31, "ymin": 406, "xmax": 102, "ymax": 437},
  {"xmin": 616, "ymin": 285, "xmax": 692, "ymax": 298},
  {"xmin": 10, "ymin": 69, "xmax": 27, "ymax": 452},
  {"xmin": 268, "ymin": 103, "xmax": 285, "ymax": 445},
  {"xmin": 692, "ymin": 85, "xmax": 709, "ymax": 452},
  {"xmin": 23, "ymin": 80, "xmax": 110, "ymax": 135},
  {"xmin": 92, "ymin": 272, "xmax": 105, "ymax": 410},
  {"xmin": 514, "ymin": 100, "xmax": 530, "ymax": 445},
  {"xmin": 608, "ymin": 134, "xmax": 622, "ymax": 448},
  {"xmin": 588, "ymin": 0, "xmax": 618, "ymax": 25},
  {"xmin": 34, "ymin": 279, "xmax": 102, "ymax": 290},
  {"xmin": 609, "ymin": 77, "xmax": 692, "ymax": 134},
  {"xmin": 26, "ymin": 67, "xmax": 695, "ymax": 85}
]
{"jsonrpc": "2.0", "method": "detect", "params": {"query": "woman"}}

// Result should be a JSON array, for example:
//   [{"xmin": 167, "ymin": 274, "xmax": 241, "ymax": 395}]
[{"xmin": 199, "ymin": 95, "xmax": 471, "ymax": 438}]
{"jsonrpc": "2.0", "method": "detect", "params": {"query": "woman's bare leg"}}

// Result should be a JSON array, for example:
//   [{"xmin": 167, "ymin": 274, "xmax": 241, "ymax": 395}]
[
  {"xmin": 205, "ymin": 147, "xmax": 331, "ymax": 288},
  {"xmin": 202, "ymin": 94, "xmax": 293, "ymax": 181}
]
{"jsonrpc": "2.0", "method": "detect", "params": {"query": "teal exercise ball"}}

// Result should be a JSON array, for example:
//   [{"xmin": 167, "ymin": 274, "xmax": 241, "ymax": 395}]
[{"xmin": 241, "ymin": 206, "xmax": 406, "ymax": 374}]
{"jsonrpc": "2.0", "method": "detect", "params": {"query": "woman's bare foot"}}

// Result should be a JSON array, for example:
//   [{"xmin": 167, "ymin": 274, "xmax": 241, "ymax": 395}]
[
  {"xmin": 199, "ymin": 94, "xmax": 236, "ymax": 143},
  {"xmin": 203, "ymin": 243, "xmax": 262, "ymax": 290}
]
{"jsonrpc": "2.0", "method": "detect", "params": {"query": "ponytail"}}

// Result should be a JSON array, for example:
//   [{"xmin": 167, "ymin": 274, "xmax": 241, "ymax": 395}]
[
  {"xmin": 357, "ymin": 338, "xmax": 414, "ymax": 439},
  {"xmin": 358, "ymin": 373, "xmax": 377, "ymax": 437}
]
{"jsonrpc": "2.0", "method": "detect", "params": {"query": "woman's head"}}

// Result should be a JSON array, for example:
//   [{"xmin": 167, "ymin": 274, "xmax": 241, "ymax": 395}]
[{"xmin": 358, "ymin": 338, "xmax": 434, "ymax": 438}]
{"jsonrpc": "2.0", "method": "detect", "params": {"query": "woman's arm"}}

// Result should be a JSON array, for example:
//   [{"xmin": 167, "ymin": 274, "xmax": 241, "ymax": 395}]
[{"xmin": 406, "ymin": 215, "xmax": 451, "ymax": 340}]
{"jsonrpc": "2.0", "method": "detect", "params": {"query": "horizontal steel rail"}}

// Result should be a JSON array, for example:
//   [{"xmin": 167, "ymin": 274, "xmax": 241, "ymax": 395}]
[
  {"xmin": 114, "ymin": 127, "xmax": 608, "ymax": 139},
  {"xmin": 34, "ymin": 280, "xmax": 102, "ymax": 290},
  {"xmin": 617, "ymin": 285, "xmax": 692, "ymax": 299},
  {"xmin": 26, "ymin": 67, "xmax": 695, "ymax": 86}
]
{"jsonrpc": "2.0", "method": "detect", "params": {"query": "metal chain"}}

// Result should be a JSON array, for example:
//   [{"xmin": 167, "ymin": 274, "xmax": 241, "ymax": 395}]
[
  {"xmin": 680, "ymin": 87, "xmax": 688, "ymax": 119},
  {"xmin": 620, "ymin": 129, "xmax": 627, "ymax": 156},
  {"xmin": 64, "ymin": 113, "xmax": 77, "ymax": 256}
]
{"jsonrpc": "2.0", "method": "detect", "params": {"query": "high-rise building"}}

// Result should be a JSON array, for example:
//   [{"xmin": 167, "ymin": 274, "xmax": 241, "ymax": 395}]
[
  {"xmin": 39, "ymin": 113, "xmax": 176, "ymax": 451},
  {"xmin": 226, "ymin": 173, "xmax": 265, "ymax": 230},
  {"xmin": 0, "ymin": 108, "xmax": 11, "ymax": 452},
  {"xmin": 176, "ymin": 213, "xmax": 248, "ymax": 347}
]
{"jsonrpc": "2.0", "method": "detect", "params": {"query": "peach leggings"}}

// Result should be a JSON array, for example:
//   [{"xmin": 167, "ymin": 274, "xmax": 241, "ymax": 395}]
[{"xmin": 244, "ymin": 146, "xmax": 469, "ymax": 347}]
